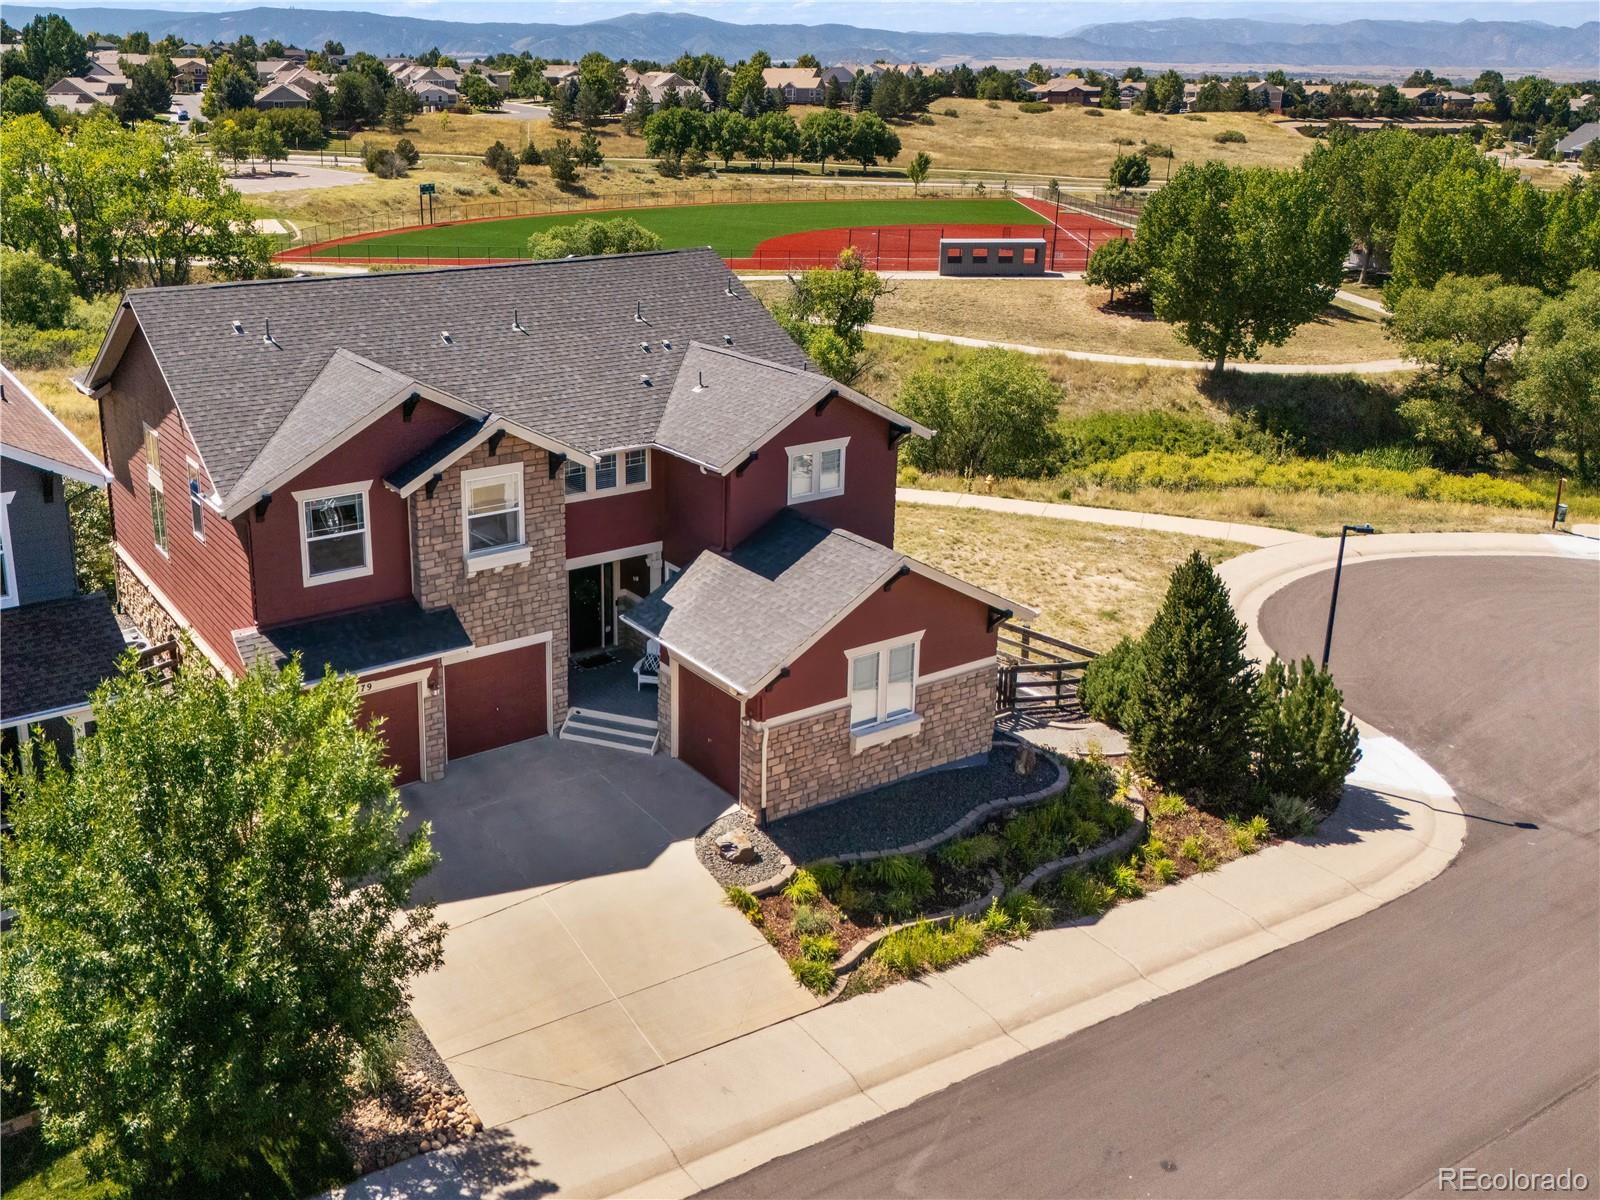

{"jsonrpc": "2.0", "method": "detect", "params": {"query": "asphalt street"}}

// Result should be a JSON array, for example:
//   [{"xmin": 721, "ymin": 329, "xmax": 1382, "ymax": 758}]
[{"xmin": 706, "ymin": 553, "xmax": 1600, "ymax": 1199}]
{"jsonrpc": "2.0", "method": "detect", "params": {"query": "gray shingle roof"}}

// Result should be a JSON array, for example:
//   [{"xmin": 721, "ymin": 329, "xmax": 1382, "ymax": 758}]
[
  {"xmin": 225, "ymin": 349, "xmax": 430, "ymax": 510},
  {"xmin": 232, "ymin": 600, "xmax": 470, "ymax": 681},
  {"xmin": 2, "ymin": 594, "xmax": 131, "ymax": 720},
  {"xmin": 623, "ymin": 512, "xmax": 901, "ymax": 694},
  {"xmin": 0, "ymin": 365, "xmax": 110, "ymax": 485},
  {"xmin": 98, "ymin": 249, "xmax": 810, "ymax": 500},
  {"xmin": 656, "ymin": 343, "xmax": 931, "ymax": 473}
]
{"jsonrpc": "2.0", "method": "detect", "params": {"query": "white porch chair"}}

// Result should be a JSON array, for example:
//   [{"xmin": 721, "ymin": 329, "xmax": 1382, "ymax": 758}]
[{"xmin": 634, "ymin": 638, "xmax": 661, "ymax": 690}]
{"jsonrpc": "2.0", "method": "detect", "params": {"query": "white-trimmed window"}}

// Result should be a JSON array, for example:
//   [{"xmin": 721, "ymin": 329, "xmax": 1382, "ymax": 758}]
[
  {"xmin": 187, "ymin": 461, "xmax": 205, "ymax": 540},
  {"xmin": 847, "ymin": 632, "xmax": 922, "ymax": 732},
  {"xmin": 296, "ymin": 481, "xmax": 372, "ymax": 586},
  {"xmin": 144, "ymin": 423, "xmax": 168, "ymax": 555},
  {"xmin": 461, "ymin": 465, "xmax": 528, "ymax": 573},
  {"xmin": 564, "ymin": 448, "xmax": 650, "ymax": 502},
  {"xmin": 787, "ymin": 437, "xmax": 847, "ymax": 505},
  {"xmin": 0, "ymin": 491, "xmax": 16, "ymax": 610}
]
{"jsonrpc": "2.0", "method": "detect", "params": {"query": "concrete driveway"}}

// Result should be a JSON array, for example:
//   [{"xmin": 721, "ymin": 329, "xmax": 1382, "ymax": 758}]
[{"xmin": 402, "ymin": 738, "xmax": 817, "ymax": 1128}]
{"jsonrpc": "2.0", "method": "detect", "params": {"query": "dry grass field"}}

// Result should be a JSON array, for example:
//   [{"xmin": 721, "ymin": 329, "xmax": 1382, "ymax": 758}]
[
  {"xmin": 851, "ymin": 278, "xmax": 1397, "ymax": 365},
  {"xmin": 894, "ymin": 502, "xmax": 1248, "ymax": 649},
  {"xmin": 16, "ymin": 367, "xmax": 99, "ymax": 448}
]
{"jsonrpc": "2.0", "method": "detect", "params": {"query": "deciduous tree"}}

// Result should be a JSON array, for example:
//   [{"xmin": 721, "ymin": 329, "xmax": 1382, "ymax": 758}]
[
  {"xmin": 906, "ymin": 149, "xmax": 931, "ymax": 193},
  {"xmin": 896, "ymin": 346, "xmax": 1063, "ymax": 477},
  {"xmin": 1, "ymin": 657, "xmax": 444, "ymax": 1193},
  {"xmin": 1514, "ymin": 269, "xmax": 1600, "ymax": 480},
  {"xmin": 772, "ymin": 248, "xmax": 889, "ymax": 381},
  {"xmin": 1135, "ymin": 161, "xmax": 1347, "ymax": 373},
  {"xmin": 846, "ymin": 110, "xmax": 900, "ymax": 173},
  {"xmin": 1083, "ymin": 236, "xmax": 1142, "ymax": 304},
  {"xmin": 527, "ymin": 216, "xmax": 663, "ymax": 258},
  {"xmin": 799, "ymin": 108, "xmax": 852, "ymax": 173}
]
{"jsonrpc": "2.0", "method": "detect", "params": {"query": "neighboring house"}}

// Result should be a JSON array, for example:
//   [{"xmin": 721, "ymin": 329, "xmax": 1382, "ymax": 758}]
[
  {"xmin": 0, "ymin": 366, "xmax": 131, "ymax": 768},
  {"xmin": 255, "ymin": 66, "xmax": 330, "ymax": 109},
  {"xmin": 1556, "ymin": 122, "xmax": 1600, "ymax": 158},
  {"xmin": 81, "ymin": 249, "xmax": 1028, "ymax": 818},
  {"xmin": 763, "ymin": 66, "xmax": 824, "ymax": 105},
  {"xmin": 1118, "ymin": 79, "xmax": 1146, "ymax": 105},
  {"xmin": 45, "ymin": 72, "xmax": 127, "ymax": 113},
  {"xmin": 819, "ymin": 65, "xmax": 856, "ymax": 90},
  {"xmin": 1030, "ymin": 74, "xmax": 1102, "ymax": 105},
  {"xmin": 173, "ymin": 55, "xmax": 210, "ymax": 93},
  {"xmin": 1246, "ymin": 81, "xmax": 1285, "ymax": 113},
  {"xmin": 281, "ymin": 45, "xmax": 309, "ymax": 63},
  {"xmin": 627, "ymin": 70, "xmax": 707, "ymax": 111},
  {"xmin": 391, "ymin": 62, "xmax": 461, "ymax": 109},
  {"xmin": 543, "ymin": 63, "xmax": 580, "ymax": 86}
]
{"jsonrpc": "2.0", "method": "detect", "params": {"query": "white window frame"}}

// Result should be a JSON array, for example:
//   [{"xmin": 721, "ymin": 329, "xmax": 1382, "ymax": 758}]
[
  {"xmin": 142, "ymin": 422, "xmax": 161, "ymax": 488},
  {"xmin": 844, "ymin": 630, "xmax": 925, "ymax": 752},
  {"xmin": 460, "ymin": 464, "xmax": 529, "ymax": 574},
  {"xmin": 187, "ymin": 459, "xmax": 205, "ymax": 542},
  {"xmin": 149, "ymin": 479, "xmax": 169, "ymax": 557},
  {"xmin": 786, "ymin": 437, "xmax": 848, "ymax": 505},
  {"xmin": 0, "ymin": 491, "xmax": 16, "ymax": 609},
  {"xmin": 294, "ymin": 480, "xmax": 373, "ymax": 587},
  {"xmin": 564, "ymin": 447, "xmax": 651, "ymax": 504}
]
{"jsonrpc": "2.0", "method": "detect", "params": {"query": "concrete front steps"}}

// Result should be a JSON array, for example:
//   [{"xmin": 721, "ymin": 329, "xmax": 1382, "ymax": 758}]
[{"xmin": 558, "ymin": 707, "xmax": 659, "ymax": 755}]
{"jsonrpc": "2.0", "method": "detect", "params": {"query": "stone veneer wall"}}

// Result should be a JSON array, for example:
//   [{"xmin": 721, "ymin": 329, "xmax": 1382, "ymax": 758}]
[
  {"xmin": 421, "ymin": 678, "xmax": 446, "ymax": 782},
  {"xmin": 115, "ymin": 556, "xmax": 188, "ymax": 657},
  {"xmin": 410, "ymin": 438, "xmax": 570, "ymax": 726},
  {"xmin": 656, "ymin": 654, "xmax": 673, "ymax": 751},
  {"xmin": 739, "ymin": 663, "xmax": 996, "ymax": 822}
]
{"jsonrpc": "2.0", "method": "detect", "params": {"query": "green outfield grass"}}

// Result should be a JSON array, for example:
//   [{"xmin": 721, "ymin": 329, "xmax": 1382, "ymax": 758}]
[{"xmin": 307, "ymin": 196, "xmax": 1049, "ymax": 260}]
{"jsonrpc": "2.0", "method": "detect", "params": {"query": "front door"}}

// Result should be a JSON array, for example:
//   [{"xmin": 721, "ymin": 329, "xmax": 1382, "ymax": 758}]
[{"xmin": 569, "ymin": 565, "xmax": 605, "ymax": 653}]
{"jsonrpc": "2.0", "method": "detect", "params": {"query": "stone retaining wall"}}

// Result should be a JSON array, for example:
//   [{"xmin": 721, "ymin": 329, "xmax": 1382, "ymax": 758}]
[{"xmin": 115, "ymin": 556, "xmax": 186, "ymax": 656}]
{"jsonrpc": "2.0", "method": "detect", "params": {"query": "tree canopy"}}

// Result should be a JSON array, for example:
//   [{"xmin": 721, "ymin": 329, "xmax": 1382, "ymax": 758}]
[
  {"xmin": 1135, "ymin": 161, "xmax": 1347, "ymax": 372},
  {"xmin": 772, "ymin": 248, "xmax": 888, "ymax": 381},
  {"xmin": 527, "ymin": 216, "xmax": 663, "ymax": 259},
  {"xmin": 1, "ymin": 655, "xmax": 445, "ymax": 1193},
  {"xmin": 896, "ymin": 347, "xmax": 1063, "ymax": 478}
]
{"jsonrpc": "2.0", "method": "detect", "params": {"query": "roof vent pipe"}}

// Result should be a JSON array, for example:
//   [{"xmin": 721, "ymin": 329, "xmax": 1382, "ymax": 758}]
[
  {"xmin": 634, "ymin": 300, "xmax": 644, "ymax": 323},
  {"xmin": 692, "ymin": 370, "xmax": 705, "ymax": 393},
  {"xmin": 512, "ymin": 308, "xmax": 527, "ymax": 334},
  {"xmin": 725, "ymin": 280, "xmax": 736, "ymax": 297},
  {"xmin": 262, "ymin": 319, "xmax": 277, "ymax": 347},
  {"xmin": 231, "ymin": 320, "xmax": 244, "ymax": 335},
  {"xmin": 640, "ymin": 374, "xmax": 652, "ymax": 386},
  {"xmin": 441, "ymin": 330, "xmax": 453, "ymax": 345},
  {"xmin": 722, "ymin": 334, "xmax": 733, "ymax": 345}
]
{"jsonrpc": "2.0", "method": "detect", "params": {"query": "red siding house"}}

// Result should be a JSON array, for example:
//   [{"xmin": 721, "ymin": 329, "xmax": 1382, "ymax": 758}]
[{"xmin": 82, "ymin": 249, "xmax": 1029, "ymax": 818}]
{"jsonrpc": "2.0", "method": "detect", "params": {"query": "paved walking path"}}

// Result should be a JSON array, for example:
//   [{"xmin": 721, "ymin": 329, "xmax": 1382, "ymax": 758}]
[
  {"xmin": 897, "ymin": 487, "xmax": 1311, "ymax": 547},
  {"xmin": 1336, "ymin": 288, "xmax": 1388, "ymax": 314},
  {"xmin": 861, "ymin": 322, "xmax": 1414, "ymax": 375},
  {"xmin": 323, "ymin": 533, "xmax": 1593, "ymax": 1200}
]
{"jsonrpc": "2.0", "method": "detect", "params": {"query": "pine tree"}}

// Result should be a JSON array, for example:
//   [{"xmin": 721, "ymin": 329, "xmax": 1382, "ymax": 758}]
[
  {"xmin": 1125, "ymin": 551, "xmax": 1259, "ymax": 806},
  {"xmin": 1252, "ymin": 657, "xmax": 1361, "ymax": 808}
]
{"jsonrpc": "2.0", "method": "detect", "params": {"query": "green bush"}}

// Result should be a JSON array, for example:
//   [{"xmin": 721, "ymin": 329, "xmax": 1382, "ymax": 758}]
[
  {"xmin": 1228, "ymin": 814, "xmax": 1271, "ymax": 854},
  {"xmin": 1079, "ymin": 636, "xmax": 1143, "ymax": 729},
  {"xmin": 1149, "ymin": 791, "xmax": 1189, "ymax": 819},
  {"xmin": 1125, "ymin": 552, "xmax": 1259, "ymax": 807},
  {"xmin": 1057, "ymin": 411, "xmax": 1283, "ymax": 470},
  {"xmin": 1018, "ymin": 101, "xmax": 1052, "ymax": 113},
  {"xmin": 799, "ymin": 933, "xmax": 840, "ymax": 963},
  {"xmin": 790, "ymin": 904, "xmax": 834, "ymax": 936},
  {"xmin": 1080, "ymin": 449, "xmax": 1549, "ymax": 509},
  {"xmin": 1179, "ymin": 834, "xmax": 1216, "ymax": 870},
  {"xmin": 938, "ymin": 833, "xmax": 1003, "ymax": 871},
  {"xmin": 527, "ymin": 216, "xmax": 663, "ymax": 260},
  {"xmin": 1, "ymin": 249, "xmax": 75, "ymax": 329},
  {"xmin": 1150, "ymin": 856, "xmax": 1179, "ymax": 883},
  {"xmin": 897, "ymin": 347, "xmax": 1064, "ymax": 478},
  {"xmin": 806, "ymin": 861, "xmax": 845, "ymax": 894},
  {"xmin": 874, "ymin": 917, "xmax": 987, "ymax": 977},
  {"xmin": 1252, "ymin": 656, "xmax": 1362, "ymax": 807},
  {"xmin": 725, "ymin": 885, "xmax": 761, "ymax": 919},
  {"xmin": 857, "ymin": 854, "xmax": 934, "ymax": 898},
  {"xmin": 0, "ymin": 324, "xmax": 101, "ymax": 370},
  {"xmin": 1082, "ymin": 237, "xmax": 1144, "ymax": 305},
  {"xmin": 1047, "ymin": 869, "xmax": 1117, "ymax": 917},
  {"xmin": 1213, "ymin": 129, "xmax": 1248, "ymax": 144},
  {"xmin": 782, "ymin": 868, "xmax": 822, "ymax": 906},
  {"xmin": 1001, "ymin": 889, "xmax": 1053, "ymax": 930},
  {"xmin": 1267, "ymin": 792, "xmax": 1321, "ymax": 838},
  {"xmin": 789, "ymin": 956, "xmax": 836, "ymax": 993}
]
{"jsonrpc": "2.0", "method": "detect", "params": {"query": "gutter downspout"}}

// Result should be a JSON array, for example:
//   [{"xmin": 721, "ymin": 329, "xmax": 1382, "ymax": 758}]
[{"xmin": 760, "ymin": 721, "xmax": 770, "ymax": 828}]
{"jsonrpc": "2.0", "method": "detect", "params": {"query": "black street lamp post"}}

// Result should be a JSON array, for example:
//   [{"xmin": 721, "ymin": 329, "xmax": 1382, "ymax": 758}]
[{"xmin": 1322, "ymin": 524, "xmax": 1375, "ymax": 670}]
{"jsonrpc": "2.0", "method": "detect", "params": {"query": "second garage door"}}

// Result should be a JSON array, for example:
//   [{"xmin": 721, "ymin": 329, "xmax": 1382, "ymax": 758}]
[
  {"xmin": 445, "ymin": 642, "xmax": 548, "ymax": 762},
  {"xmin": 358, "ymin": 682, "xmax": 423, "ymax": 785}
]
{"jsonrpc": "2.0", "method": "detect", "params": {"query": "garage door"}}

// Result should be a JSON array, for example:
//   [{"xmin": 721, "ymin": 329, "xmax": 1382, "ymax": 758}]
[
  {"xmin": 358, "ymin": 683, "xmax": 423, "ymax": 785},
  {"xmin": 445, "ymin": 642, "xmax": 548, "ymax": 761}
]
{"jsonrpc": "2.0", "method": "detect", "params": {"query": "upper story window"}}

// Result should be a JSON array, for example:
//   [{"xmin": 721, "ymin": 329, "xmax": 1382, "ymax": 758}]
[
  {"xmin": 0, "ymin": 491, "xmax": 16, "ymax": 610},
  {"xmin": 143, "ymin": 423, "xmax": 168, "ymax": 555},
  {"xmin": 143, "ymin": 424, "xmax": 161, "ymax": 484},
  {"xmin": 295, "ymin": 481, "xmax": 372, "ymax": 587},
  {"xmin": 565, "ymin": 448, "xmax": 650, "ymax": 503},
  {"xmin": 787, "ymin": 438, "xmax": 847, "ymax": 505},
  {"xmin": 461, "ymin": 465, "xmax": 529, "ymax": 573},
  {"xmin": 187, "ymin": 462, "xmax": 205, "ymax": 541}
]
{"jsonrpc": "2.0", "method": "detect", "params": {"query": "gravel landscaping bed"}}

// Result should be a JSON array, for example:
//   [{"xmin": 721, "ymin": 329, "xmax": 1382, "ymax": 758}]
[
  {"xmin": 695, "ymin": 809, "xmax": 790, "ymax": 890},
  {"xmin": 764, "ymin": 740, "xmax": 1060, "ymax": 866}
]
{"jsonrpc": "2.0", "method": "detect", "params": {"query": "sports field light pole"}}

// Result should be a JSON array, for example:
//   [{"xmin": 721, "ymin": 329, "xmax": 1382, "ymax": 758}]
[{"xmin": 1322, "ymin": 524, "xmax": 1375, "ymax": 670}]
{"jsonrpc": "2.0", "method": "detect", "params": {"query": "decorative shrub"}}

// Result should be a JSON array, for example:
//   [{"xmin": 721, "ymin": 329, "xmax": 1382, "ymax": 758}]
[
  {"xmin": 789, "ymin": 957, "xmax": 836, "ymax": 993},
  {"xmin": 782, "ymin": 868, "xmax": 822, "ymax": 906},
  {"xmin": 1267, "ymin": 793, "xmax": 1321, "ymax": 838},
  {"xmin": 874, "ymin": 918, "xmax": 986, "ymax": 977},
  {"xmin": 1213, "ymin": 129, "xmax": 1248, "ymax": 143},
  {"xmin": 725, "ymin": 886, "xmax": 761, "ymax": 920},
  {"xmin": 1079, "ymin": 636, "xmax": 1143, "ymax": 729},
  {"xmin": 1151, "ymin": 856, "xmax": 1180, "ymax": 883},
  {"xmin": 938, "ymin": 833, "xmax": 1003, "ymax": 871},
  {"xmin": 790, "ymin": 904, "xmax": 834, "ymax": 936},
  {"xmin": 806, "ymin": 861, "xmax": 845, "ymax": 894},
  {"xmin": 1018, "ymin": 101, "xmax": 1052, "ymax": 113},
  {"xmin": 799, "ymin": 933, "xmax": 840, "ymax": 963},
  {"xmin": 1229, "ymin": 814, "xmax": 1271, "ymax": 854},
  {"xmin": 1252, "ymin": 656, "xmax": 1362, "ymax": 807}
]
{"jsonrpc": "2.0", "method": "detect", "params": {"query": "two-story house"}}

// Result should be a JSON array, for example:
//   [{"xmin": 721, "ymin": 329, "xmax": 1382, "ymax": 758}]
[
  {"xmin": 80, "ymin": 249, "xmax": 1028, "ymax": 820},
  {"xmin": 1, "ymin": 366, "xmax": 131, "ymax": 768}
]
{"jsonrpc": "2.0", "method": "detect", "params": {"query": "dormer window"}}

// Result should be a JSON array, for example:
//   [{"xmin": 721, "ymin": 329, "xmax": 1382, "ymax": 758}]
[
  {"xmin": 786, "ymin": 437, "xmax": 847, "ymax": 505},
  {"xmin": 296, "ymin": 481, "xmax": 372, "ymax": 586}
]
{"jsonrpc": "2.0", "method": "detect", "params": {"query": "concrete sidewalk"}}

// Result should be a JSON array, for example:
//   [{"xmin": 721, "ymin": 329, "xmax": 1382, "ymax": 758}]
[
  {"xmin": 861, "ymin": 322, "xmax": 1414, "ymax": 376},
  {"xmin": 325, "ymin": 536, "xmax": 1595, "ymax": 1200},
  {"xmin": 897, "ymin": 486, "xmax": 1311, "ymax": 548}
]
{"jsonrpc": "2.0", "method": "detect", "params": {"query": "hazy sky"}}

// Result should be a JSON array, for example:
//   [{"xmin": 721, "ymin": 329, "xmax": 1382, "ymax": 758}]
[{"xmin": 32, "ymin": 0, "xmax": 1600, "ymax": 29}]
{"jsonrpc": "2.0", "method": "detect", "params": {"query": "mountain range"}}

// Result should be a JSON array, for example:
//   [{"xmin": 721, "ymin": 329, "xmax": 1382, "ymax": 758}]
[{"xmin": 8, "ymin": 8, "xmax": 1598, "ymax": 75}]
